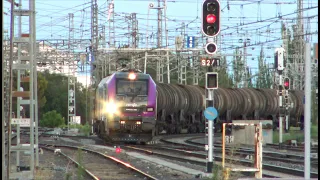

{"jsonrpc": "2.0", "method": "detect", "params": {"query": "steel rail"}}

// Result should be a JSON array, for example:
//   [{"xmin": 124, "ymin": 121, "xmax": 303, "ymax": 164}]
[
  {"xmin": 157, "ymin": 138, "xmax": 318, "ymax": 178},
  {"xmin": 40, "ymin": 144, "xmax": 158, "ymax": 180},
  {"xmin": 41, "ymin": 146, "xmax": 99, "ymax": 180},
  {"xmin": 184, "ymin": 138, "xmax": 318, "ymax": 162}
]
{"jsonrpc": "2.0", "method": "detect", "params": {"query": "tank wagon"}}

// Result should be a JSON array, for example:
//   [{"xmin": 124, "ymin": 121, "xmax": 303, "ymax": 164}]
[
  {"xmin": 155, "ymin": 83, "xmax": 305, "ymax": 135},
  {"xmin": 93, "ymin": 70, "xmax": 305, "ymax": 143}
]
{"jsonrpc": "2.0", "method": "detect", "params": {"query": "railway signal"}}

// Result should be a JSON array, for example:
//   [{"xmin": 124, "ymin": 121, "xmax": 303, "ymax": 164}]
[
  {"xmin": 206, "ymin": 72, "xmax": 218, "ymax": 90},
  {"xmin": 274, "ymin": 47, "xmax": 286, "ymax": 71},
  {"xmin": 205, "ymin": 72, "xmax": 219, "ymax": 173},
  {"xmin": 204, "ymin": 42, "xmax": 218, "ymax": 55},
  {"xmin": 284, "ymin": 95, "xmax": 289, "ymax": 104},
  {"xmin": 278, "ymin": 85, "xmax": 283, "ymax": 96},
  {"xmin": 275, "ymin": 47, "xmax": 287, "ymax": 144},
  {"xmin": 202, "ymin": 0, "xmax": 221, "ymax": 37},
  {"xmin": 284, "ymin": 77, "xmax": 290, "ymax": 90}
]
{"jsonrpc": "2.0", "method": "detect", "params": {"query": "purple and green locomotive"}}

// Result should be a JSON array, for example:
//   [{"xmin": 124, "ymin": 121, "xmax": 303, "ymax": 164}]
[{"xmin": 93, "ymin": 69, "xmax": 157, "ymax": 143}]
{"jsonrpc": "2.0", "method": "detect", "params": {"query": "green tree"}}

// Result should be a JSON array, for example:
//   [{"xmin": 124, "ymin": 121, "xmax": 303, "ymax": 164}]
[
  {"xmin": 256, "ymin": 46, "xmax": 272, "ymax": 88},
  {"xmin": 216, "ymin": 56, "xmax": 234, "ymax": 88},
  {"xmin": 41, "ymin": 70, "xmax": 68, "ymax": 123},
  {"xmin": 41, "ymin": 70, "xmax": 90, "ymax": 125},
  {"xmin": 75, "ymin": 83, "xmax": 91, "ymax": 124},
  {"xmin": 39, "ymin": 110, "xmax": 65, "ymax": 128},
  {"xmin": 37, "ymin": 72, "xmax": 48, "ymax": 109},
  {"xmin": 232, "ymin": 48, "xmax": 244, "ymax": 88},
  {"xmin": 247, "ymin": 68, "xmax": 254, "ymax": 88}
]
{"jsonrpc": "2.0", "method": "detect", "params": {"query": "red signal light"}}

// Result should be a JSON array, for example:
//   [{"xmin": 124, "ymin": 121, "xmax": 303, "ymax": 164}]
[
  {"xmin": 284, "ymin": 81, "xmax": 289, "ymax": 87},
  {"xmin": 116, "ymin": 147, "xmax": 121, "ymax": 153},
  {"xmin": 206, "ymin": 14, "xmax": 216, "ymax": 24},
  {"xmin": 284, "ymin": 78, "xmax": 290, "ymax": 90}
]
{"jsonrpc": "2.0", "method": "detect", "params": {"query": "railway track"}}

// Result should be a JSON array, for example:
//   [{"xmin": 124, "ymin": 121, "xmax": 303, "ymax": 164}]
[
  {"xmin": 184, "ymin": 138, "xmax": 318, "ymax": 166},
  {"xmin": 265, "ymin": 143, "xmax": 318, "ymax": 152},
  {"xmin": 127, "ymin": 137, "xmax": 317, "ymax": 178},
  {"xmin": 39, "ymin": 144, "xmax": 157, "ymax": 180}
]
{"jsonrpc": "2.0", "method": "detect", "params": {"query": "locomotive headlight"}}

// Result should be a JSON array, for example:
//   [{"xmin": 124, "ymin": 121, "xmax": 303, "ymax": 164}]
[
  {"xmin": 128, "ymin": 73, "xmax": 136, "ymax": 80},
  {"xmin": 105, "ymin": 101, "xmax": 118, "ymax": 114}
]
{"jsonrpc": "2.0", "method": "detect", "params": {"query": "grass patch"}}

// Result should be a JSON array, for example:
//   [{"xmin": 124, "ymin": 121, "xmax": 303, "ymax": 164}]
[
  {"xmin": 273, "ymin": 125, "xmax": 318, "ymax": 143},
  {"xmin": 34, "ymin": 168, "xmax": 54, "ymax": 180},
  {"xmin": 311, "ymin": 125, "xmax": 318, "ymax": 139},
  {"xmin": 60, "ymin": 123, "xmax": 91, "ymax": 136},
  {"xmin": 201, "ymin": 164, "xmax": 243, "ymax": 180}
]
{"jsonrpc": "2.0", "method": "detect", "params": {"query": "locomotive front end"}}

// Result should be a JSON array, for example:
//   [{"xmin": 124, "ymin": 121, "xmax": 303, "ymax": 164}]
[{"xmin": 104, "ymin": 71, "xmax": 157, "ymax": 142}]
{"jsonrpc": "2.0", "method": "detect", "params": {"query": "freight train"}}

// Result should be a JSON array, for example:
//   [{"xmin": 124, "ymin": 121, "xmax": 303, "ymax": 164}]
[{"xmin": 93, "ymin": 69, "xmax": 305, "ymax": 143}]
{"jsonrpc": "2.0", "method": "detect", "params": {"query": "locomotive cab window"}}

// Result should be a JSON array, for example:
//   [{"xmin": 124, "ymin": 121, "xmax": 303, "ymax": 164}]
[{"xmin": 116, "ymin": 79, "xmax": 148, "ymax": 96}]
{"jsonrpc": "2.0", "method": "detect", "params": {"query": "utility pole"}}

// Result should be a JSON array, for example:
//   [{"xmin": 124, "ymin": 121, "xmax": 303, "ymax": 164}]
[
  {"xmin": 163, "ymin": 0, "xmax": 170, "ymax": 83},
  {"xmin": 157, "ymin": 0, "xmax": 162, "ymax": 48},
  {"xmin": 67, "ymin": 13, "xmax": 76, "ymax": 130},
  {"xmin": 291, "ymin": 0, "xmax": 305, "ymax": 90},
  {"xmin": 243, "ymin": 38, "xmax": 250, "ymax": 88},
  {"xmin": 3, "ymin": 28, "xmax": 10, "ymax": 180},
  {"xmin": 8, "ymin": 0, "xmax": 38, "ymax": 179},
  {"xmin": 131, "ymin": 13, "xmax": 138, "ymax": 49},
  {"xmin": 298, "ymin": 0, "xmax": 304, "ymax": 90},
  {"xmin": 193, "ymin": 51, "xmax": 200, "ymax": 85},
  {"xmin": 178, "ymin": 22, "xmax": 187, "ymax": 85},
  {"xmin": 101, "ymin": 25, "xmax": 106, "ymax": 77},
  {"xmin": 304, "ymin": 43, "xmax": 311, "ymax": 179},
  {"xmin": 7, "ymin": 1, "xmax": 15, "ymax": 177},
  {"xmin": 107, "ymin": 0, "xmax": 115, "ymax": 74},
  {"xmin": 157, "ymin": 0, "xmax": 164, "ymax": 83},
  {"xmin": 2, "ymin": 0, "xmax": 5, "ymax": 178},
  {"xmin": 16, "ymin": 0, "xmax": 22, "ymax": 169},
  {"xmin": 90, "ymin": 0, "xmax": 98, "ymax": 125}
]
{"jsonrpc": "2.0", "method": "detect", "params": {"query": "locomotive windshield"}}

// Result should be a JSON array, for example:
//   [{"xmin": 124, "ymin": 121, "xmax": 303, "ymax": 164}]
[{"xmin": 116, "ymin": 79, "xmax": 148, "ymax": 96}]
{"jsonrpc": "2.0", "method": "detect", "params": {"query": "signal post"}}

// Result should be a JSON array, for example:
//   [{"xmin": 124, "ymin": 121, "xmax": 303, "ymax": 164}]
[
  {"xmin": 204, "ymin": 73, "xmax": 219, "ymax": 173},
  {"xmin": 201, "ymin": 0, "xmax": 220, "ymax": 173},
  {"xmin": 274, "ymin": 47, "xmax": 287, "ymax": 144},
  {"xmin": 283, "ymin": 77, "xmax": 290, "ymax": 131}
]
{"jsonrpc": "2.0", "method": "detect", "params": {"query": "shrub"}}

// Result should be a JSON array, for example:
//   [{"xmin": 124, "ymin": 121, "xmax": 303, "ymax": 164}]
[
  {"xmin": 79, "ymin": 123, "xmax": 91, "ymax": 136},
  {"xmin": 39, "ymin": 110, "xmax": 65, "ymax": 128}
]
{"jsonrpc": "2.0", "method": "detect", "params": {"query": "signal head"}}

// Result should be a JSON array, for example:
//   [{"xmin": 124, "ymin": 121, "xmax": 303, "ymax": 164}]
[
  {"xmin": 207, "ymin": 3, "xmax": 216, "ymax": 11},
  {"xmin": 284, "ymin": 77, "xmax": 290, "ymax": 90},
  {"xmin": 206, "ymin": 72, "xmax": 218, "ymax": 89},
  {"xmin": 206, "ymin": 14, "xmax": 216, "ymax": 24},
  {"xmin": 205, "ymin": 42, "xmax": 217, "ymax": 55},
  {"xmin": 202, "ymin": 0, "xmax": 220, "ymax": 37}
]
